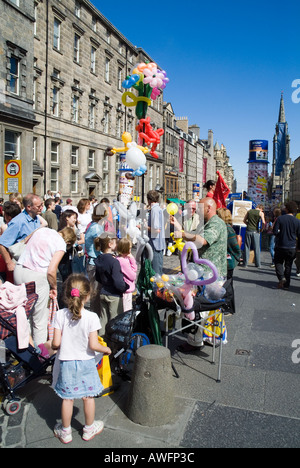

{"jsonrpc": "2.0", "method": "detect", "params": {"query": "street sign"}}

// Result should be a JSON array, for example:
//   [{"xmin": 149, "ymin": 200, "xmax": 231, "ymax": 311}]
[{"xmin": 4, "ymin": 160, "xmax": 22, "ymax": 194}]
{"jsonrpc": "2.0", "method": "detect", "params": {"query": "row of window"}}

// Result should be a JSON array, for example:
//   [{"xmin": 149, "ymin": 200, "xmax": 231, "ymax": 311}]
[{"xmin": 4, "ymin": 129, "xmax": 160, "ymax": 195}]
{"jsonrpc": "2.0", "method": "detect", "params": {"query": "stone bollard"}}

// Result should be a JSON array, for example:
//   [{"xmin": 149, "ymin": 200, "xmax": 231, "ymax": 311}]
[{"xmin": 126, "ymin": 345, "xmax": 175, "ymax": 427}]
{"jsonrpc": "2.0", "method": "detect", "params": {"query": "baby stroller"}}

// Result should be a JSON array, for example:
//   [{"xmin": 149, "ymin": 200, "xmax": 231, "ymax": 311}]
[
  {"xmin": 105, "ymin": 306, "xmax": 150, "ymax": 378},
  {"xmin": 0, "ymin": 282, "xmax": 55, "ymax": 416}
]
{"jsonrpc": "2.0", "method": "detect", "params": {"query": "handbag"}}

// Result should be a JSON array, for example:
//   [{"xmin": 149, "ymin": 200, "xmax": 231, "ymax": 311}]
[
  {"xmin": 8, "ymin": 227, "xmax": 44, "ymax": 261},
  {"xmin": 48, "ymin": 297, "xmax": 58, "ymax": 340},
  {"xmin": 8, "ymin": 240, "xmax": 27, "ymax": 261}
]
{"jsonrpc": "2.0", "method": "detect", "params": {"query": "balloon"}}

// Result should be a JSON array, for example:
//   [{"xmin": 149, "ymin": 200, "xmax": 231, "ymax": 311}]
[
  {"xmin": 136, "ymin": 235, "xmax": 153, "ymax": 264},
  {"xmin": 126, "ymin": 144, "xmax": 146, "ymax": 170},
  {"xmin": 168, "ymin": 233, "xmax": 185, "ymax": 255},
  {"xmin": 106, "ymin": 132, "xmax": 148, "ymax": 178},
  {"xmin": 181, "ymin": 242, "xmax": 218, "ymax": 286},
  {"xmin": 203, "ymin": 282, "xmax": 226, "ymax": 302},
  {"xmin": 151, "ymin": 88, "xmax": 161, "ymax": 100},
  {"xmin": 186, "ymin": 263, "xmax": 205, "ymax": 282},
  {"xmin": 143, "ymin": 66, "xmax": 165, "ymax": 89},
  {"xmin": 122, "ymin": 92, "xmax": 151, "ymax": 108},
  {"xmin": 151, "ymin": 273, "xmax": 197, "ymax": 315},
  {"xmin": 136, "ymin": 118, "xmax": 164, "ymax": 160},
  {"xmin": 136, "ymin": 62, "xmax": 157, "ymax": 73},
  {"xmin": 122, "ymin": 74, "xmax": 140, "ymax": 89},
  {"xmin": 167, "ymin": 203, "xmax": 179, "ymax": 216}
]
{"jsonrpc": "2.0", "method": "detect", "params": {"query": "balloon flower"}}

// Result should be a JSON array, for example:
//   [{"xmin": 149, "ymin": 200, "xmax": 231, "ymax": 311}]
[
  {"xmin": 105, "ymin": 132, "xmax": 148, "ymax": 177},
  {"xmin": 122, "ymin": 61, "xmax": 169, "ymax": 120}
]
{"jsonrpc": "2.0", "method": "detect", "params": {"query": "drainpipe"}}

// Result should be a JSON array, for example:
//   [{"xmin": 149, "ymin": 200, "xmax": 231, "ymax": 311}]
[{"xmin": 43, "ymin": 0, "xmax": 49, "ymax": 194}]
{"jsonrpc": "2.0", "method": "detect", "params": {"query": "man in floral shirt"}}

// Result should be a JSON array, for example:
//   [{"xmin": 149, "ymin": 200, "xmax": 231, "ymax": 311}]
[
  {"xmin": 173, "ymin": 197, "xmax": 227, "ymax": 352},
  {"xmin": 174, "ymin": 197, "xmax": 227, "ymax": 278}
]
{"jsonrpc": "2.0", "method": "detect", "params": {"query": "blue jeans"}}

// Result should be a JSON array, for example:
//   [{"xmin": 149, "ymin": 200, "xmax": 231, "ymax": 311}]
[
  {"xmin": 244, "ymin": 231, "xmax": 261, "ymax": 267},
  {"xmin": 269, "ymin": 235, "xmax": 275, "ymax": 262},
  {"xmin": 152, "ymin": 249, "xmax": 164, "ymax": 275}
]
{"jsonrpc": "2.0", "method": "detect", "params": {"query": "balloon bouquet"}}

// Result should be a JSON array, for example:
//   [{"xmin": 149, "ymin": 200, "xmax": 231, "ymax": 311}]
[
  {"xmin": 105, "ymin": 61, "xmax": 169, "ymax": 181},
  {"xmin": 151, "ymin": 242, "xmax": 226, "ymax": 320},
  {"xmin": 104, "ymin": 61, "xmax": 170, "ymax": 258}
]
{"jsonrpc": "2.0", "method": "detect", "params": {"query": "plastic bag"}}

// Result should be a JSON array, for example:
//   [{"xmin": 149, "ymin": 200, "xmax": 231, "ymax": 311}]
[
  {"xmin": 96, "ymin": 336, "xmax": 114, "ymax": 396},
  {"xmin": 203, "ymin": 309, "xmax": 227, "ymax": 345}
]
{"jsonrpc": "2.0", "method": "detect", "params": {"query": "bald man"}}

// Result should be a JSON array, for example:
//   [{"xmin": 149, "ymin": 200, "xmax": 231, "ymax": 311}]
[
  {"xmin": 173, "ymin": 197, "xmax": 227, "ymax": 278},
  {"xmin": 172, "ymin": 197, "xmax": 228, "ymax": 352}
]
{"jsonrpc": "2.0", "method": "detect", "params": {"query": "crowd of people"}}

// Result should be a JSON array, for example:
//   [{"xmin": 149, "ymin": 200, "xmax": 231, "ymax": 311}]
[{"xmin": 0, "ymin": 186, "xmax": 299, "ymax": 443}]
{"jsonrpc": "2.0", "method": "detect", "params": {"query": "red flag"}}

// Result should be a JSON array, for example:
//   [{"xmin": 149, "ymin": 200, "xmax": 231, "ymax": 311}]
[{"xmin": 213, "ymin": 171, "xmax": 230, "ymax": 208}]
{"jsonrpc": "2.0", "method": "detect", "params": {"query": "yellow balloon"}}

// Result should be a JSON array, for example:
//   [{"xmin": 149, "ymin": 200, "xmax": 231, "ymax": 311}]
[{"xmin": 167, "ymin": 203, "xmax": 178, "ymax": 216}]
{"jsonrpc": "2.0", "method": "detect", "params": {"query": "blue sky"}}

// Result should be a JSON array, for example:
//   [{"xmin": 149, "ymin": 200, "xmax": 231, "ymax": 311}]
[{"xmin": 92, "ymin": 0, "xmax": 300, "ymax": 192}]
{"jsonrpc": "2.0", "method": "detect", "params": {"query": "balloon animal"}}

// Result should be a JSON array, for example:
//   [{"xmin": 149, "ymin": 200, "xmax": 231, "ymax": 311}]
[
  {"xmin": 106, "ymin": 132, "xmax": 148, "ymax": 177},
  {"xmin": 113, "ymin": 200, "xmax": 153, "ymax": 263},
  {"xmin": 136, "ymin": 117, "xmax": 164, "ymax": 160},
  {"xmin": 168, "ymin": 233, "xmax": 185, "ymax": 255}
]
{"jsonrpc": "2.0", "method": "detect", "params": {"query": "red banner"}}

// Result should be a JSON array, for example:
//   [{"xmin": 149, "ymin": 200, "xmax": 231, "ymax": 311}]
[{"xmin": 179, "ymin": 139, "xmax": 184, "ymax": 173}]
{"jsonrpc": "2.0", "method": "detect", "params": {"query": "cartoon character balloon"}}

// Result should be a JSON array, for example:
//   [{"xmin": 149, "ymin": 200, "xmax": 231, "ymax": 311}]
[{"xmin": 105, "ymin": 132, "xmax": 148, "ymax": 177}]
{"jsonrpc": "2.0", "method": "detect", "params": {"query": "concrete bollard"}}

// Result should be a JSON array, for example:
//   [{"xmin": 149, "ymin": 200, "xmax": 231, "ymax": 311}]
[{"xmin": 126, "ymin": 345, "xmax": 175, "ymax": 427}]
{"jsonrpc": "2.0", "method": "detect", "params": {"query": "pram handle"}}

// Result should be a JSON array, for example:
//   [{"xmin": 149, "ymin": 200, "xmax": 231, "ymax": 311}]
[{"xmin": 181, "ymin": 242, "xmax": 219, "ymax": 286}]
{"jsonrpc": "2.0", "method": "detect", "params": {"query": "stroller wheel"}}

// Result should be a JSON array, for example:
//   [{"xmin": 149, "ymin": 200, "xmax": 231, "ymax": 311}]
[{"xmin": 3, "ymin": 398, "xmax": 21, "ymax": 416}]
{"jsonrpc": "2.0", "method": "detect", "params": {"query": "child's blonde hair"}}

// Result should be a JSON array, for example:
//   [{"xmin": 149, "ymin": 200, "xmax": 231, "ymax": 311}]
[
  {"xmin": 117, "ymin": 237, "xmax": 132, "ymax": 255},
  {"xmin": 63, "ymin": 274, "xmax": 90, "ymax": 321}
]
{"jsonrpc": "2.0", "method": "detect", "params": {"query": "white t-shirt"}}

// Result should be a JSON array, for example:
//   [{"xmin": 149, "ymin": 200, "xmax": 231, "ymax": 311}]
[
  {"xmin": 77, "ymin": 212, "xmax": 92, "ymax": 234},
  {"xmin": 53, "ymin": 308, "xmax": 101, "ymax": 361},
  {"xmin": 18, "ymin": 228, "xmax": 66, "ymax": 273}
]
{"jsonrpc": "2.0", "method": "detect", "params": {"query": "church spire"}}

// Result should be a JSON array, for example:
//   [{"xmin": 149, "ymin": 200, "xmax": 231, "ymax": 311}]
[{"xmin": 278, "ymin": 92, "xmax": 286, "ymax": 123}]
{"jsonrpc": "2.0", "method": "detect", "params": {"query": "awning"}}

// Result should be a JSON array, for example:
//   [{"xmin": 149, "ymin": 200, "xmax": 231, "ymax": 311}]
[
  {"xmin": 84, "ymin": 172, "xmax": 102, "ymax": 182},
  {"xmin": 33, "ymin": 161, "xmax": 44, "ymax": 175},
  {"xmin": 167, "ymin": 198, "xmax": 186, "ymax": 205}
]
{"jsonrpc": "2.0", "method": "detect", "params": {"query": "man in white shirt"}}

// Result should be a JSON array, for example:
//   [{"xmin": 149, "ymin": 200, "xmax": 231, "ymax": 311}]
[{"xmin": 62, "ymin": 199, "xmax": 78, "ymax": 214}]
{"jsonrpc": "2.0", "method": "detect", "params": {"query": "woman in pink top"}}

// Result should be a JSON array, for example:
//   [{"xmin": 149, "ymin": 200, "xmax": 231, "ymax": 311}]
[{"xmin": 117, "ymin": 238, "xmax": 137, "ymax": 312}]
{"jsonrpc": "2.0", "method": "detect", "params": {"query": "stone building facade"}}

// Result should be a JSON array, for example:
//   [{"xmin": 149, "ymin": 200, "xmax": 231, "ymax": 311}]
[
  {"xmin": 214, "ymin": 142, "xmax": 235, "ymax": 192},
  {"xmin": 32, "ymin": 0, "xmax": 164, "ymax": 202},
  {"xmin": 0, "ymin": 0, "xmax": 38, "ymax": 195},
  {"xmin": 289, "ymin": 156, "xmax": 300, "ymax": 204},
  {"xmin": 0, "ymin": 0, "xmax": 235, "ymax": 203}
]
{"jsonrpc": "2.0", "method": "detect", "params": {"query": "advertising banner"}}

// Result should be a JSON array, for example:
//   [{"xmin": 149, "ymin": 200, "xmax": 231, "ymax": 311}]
[
  {"xmin": 248, "ymin": 140, "xmax": 269, "ymax": 206},
  {"xmin": 249, "ymin": 140, "xmax": 268, "ymax": 163},
  {"xmin": 118, "ymin": 154, "xmax": 134, "ymax": 207}
]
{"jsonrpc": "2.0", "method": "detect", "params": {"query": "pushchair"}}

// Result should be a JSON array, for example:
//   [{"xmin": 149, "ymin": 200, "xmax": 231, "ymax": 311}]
[
  {"xmin": 0, "ymin": 282, "xmax": 55, "ymax": 416},
  {"xmin": 105, "ymin": 306, "xmax": 150, "ymax": 378}
]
